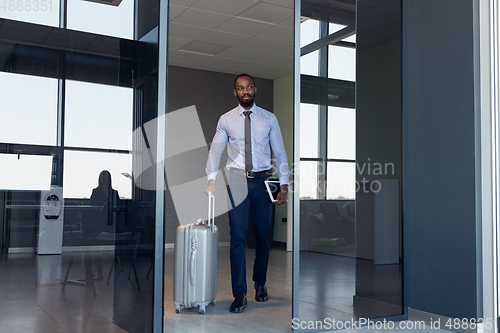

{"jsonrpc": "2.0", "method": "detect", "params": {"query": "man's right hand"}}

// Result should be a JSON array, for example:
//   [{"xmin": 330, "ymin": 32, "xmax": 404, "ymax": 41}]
[{"xmin": 205, "ymin": 179, "xmax": 216, "ymax": 197}]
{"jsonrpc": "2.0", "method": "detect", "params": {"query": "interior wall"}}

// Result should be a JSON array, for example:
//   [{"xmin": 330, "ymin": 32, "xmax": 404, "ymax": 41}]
[
  {"xmin": 356, "ymin": 38, "xmax": 402, "ymax": 181},
  {"xmin": 272, "ymin": 74, "xmax": 293, "ymax": 243},
  {"xmin": 355, "ymin": 37, "xmax": 402, "ymax": 262},
  {"xmin": 165, "ymin": 66, "xmax": 274, "ymax": 243},
  {"xmin": 403, "ymin": 0, "xmax": 478, "ymax": 319}
]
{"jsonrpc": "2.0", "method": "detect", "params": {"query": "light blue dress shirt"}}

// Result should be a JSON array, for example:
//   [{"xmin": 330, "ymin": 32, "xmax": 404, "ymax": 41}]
[{"xmin": 206, "ymin": 104, "xmax": 290, "ymax": 186}]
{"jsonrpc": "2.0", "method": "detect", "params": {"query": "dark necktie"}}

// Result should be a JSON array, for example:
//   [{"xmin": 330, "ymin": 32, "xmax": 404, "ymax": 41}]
[{"xmin": 243, "ymin": 111, "xmax": 253, "ymax": 172}]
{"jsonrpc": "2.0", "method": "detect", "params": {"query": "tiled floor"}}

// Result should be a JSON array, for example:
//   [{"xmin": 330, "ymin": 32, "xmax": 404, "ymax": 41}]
[
  {"xmin": 163, "ymin": 246, "xmax": 292, "ymax": 333},
  {"xmin": 0, "ymin": 248, "xmax": 453, "ymax": 333},
  {"xmin": 0, "ymin": 251, "xmax": 126, "ymax": 333}
]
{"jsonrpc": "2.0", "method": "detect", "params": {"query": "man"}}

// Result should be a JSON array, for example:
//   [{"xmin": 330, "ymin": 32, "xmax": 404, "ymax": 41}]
[{"xmin": 205, "ymin": 73, "xmax": 290, "ymax": 313}]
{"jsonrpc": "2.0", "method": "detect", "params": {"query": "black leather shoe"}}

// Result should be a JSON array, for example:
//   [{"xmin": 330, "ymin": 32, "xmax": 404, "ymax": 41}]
[
  {"xmin": 229, "ymin": 296, "xmax": 247, "ymax": 313},
  {"xmin": 254, "ymin": 282, "xmax": 269, "ymax": 302}
]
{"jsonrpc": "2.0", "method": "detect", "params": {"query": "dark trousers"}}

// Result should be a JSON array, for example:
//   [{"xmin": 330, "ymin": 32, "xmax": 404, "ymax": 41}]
[{"xmin": 227, "ymin": 172, "xmax": 273, "ymax": 297}]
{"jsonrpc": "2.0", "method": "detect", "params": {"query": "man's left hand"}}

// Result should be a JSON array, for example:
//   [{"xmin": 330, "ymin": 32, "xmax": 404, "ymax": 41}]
[{"xmin": 276, "ymin": 185, "xmax": 288, "ymax": 205}]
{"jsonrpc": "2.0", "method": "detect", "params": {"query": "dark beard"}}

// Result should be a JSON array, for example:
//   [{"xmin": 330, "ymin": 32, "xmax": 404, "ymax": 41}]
[{"xmin": 239, "ymin": 93, "xmax": 255, "ymax": 108}]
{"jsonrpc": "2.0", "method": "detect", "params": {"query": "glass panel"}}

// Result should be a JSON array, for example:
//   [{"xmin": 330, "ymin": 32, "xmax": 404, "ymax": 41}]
[
  {"xmin": 328, "ymin": 106, "xmax": 355, "ymax": 160},
  {"xmin": 327, "ymin": 162, "xmax": 355, "ymax": 200},
  {"xmin": 300, "ymin": 50, "xmax": 319, "ymax": 76},
  {"xmin": 65, "ymin": 81, "xmax": 133, "ymax": 150},
  {"xmin": 63, "ymin": 151, "xmax": 132, "ymax": 199},
  {"xmin": 328, "ymin": 45, "xmax": 356, "ymax": 81},
  {"xmin": 0, "ymin": 72, "xmax": 57, "ymax": 146},
  {"xmin": 300, "ymin": 161, "xmax": 318, "ymax": 200},
  {"xmin": 300, "ymin": 18, "xmax": 319, "ymax": 76},
  {"xmin": 67, "ymin": 0, "xmax": 134, "ymax": 39},
  {"xmin": 0, "ymin": 0, "xmax": 60, "ymax": 27},
  {"xmin": 297, "ymin": 0, "xmax": 402, "ymax": 327},
  {"xmin": 300, "ymin": 103, "xmax": 319, "ymax": 158},
  {"xmin": 0, "ymin": 0, "xmax": 160, "ymax": 330},
  {"xmin": 301, "ymin": 18, "xmax": 319, "ymax": 47},
  {"xmin": 329, "ymin": 22, "xmax": 356, "ymax": 43},
  {"xmin": 0, "ymin": 154, "xmax": 52, "ymax": 190}
]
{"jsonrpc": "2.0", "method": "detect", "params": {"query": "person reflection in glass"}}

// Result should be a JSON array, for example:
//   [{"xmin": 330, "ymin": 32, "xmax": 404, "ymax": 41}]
[{"xmin": 90, "ymin": 170, "xmax": 120, "ymax": 241}]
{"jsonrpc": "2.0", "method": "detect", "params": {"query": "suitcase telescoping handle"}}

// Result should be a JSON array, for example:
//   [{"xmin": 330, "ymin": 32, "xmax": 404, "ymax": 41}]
[{"xmin": 208, "ymin": 191, "xmax": 215, "ymax": 232}]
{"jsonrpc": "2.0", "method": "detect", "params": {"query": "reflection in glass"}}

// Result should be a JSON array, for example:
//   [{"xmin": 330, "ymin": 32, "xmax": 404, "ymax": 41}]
[
  {"xmin": 67, "ymin": 0, "xmax": 134, "ymax": 39},
  {"xmin": 0, "ymin": 0, "xmax": 159, "ymax": 330},
  {"xmin": 300, "ymin": 103, "xmax": 319, "ymax": 158},
  {"xmin": 300, "ymin": 18, "xmax": 320, "ymax": 76},
  {"xmin": 326, "ymin": 162, "xmax": 355, "ymax": 200},
  {"xmin": 63, "ymin": 150, "xmax": 132, "ymax": 199},
  {"xmin": 300, "ymin": 161, "xmax": 318, "ymax": 200},
  {"xmin": 0, "ymin": 0, "xmax": 60, "ymax": 27},
  {"xmin": 300, "ymin": 18, "xmax": 319, "ymax": 47},
  {"xmin": 328, "ymin": 106, "xmax": 355, "ymax": 160},
  {"xmin": 328, "ymin": 45, "xmax": 356, "ymax": 81},
  {"xmin": 300, "ymin": 50, "xmax": 319, "ymax": 76},
  {"xmin": 0, "ymin": 72, "xmax": 57, "ymax": 146},
  {"xmin": 329, "ymin": 22, "xmax": 356, "ymax": 43},
  {"xmin": 0, "ymin": 154, "xmax": 52, "ymax": 190},
  {"xmin": 298, "ymin": 0, "xmax": 402, "ymax": 326},
  {"xmin": 65, "ymin": 80, "xmax": 133, "ymax": 150}
]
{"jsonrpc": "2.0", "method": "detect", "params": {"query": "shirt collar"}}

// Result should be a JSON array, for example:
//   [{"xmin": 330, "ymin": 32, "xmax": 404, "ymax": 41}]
[{"xmin": 237, "ymin": 103, "xmax": 257, "ymax": 116}]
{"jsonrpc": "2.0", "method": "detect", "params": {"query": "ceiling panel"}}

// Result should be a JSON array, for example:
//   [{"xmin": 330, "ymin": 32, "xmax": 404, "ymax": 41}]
[
  {"xmin": 235, "ymin": 37, "xmax": 287, "ymax": 54},
  {"xmin": 268, "ymin": 43, "xmax": 293, "ymax": 57},
  {"xmin": 169, "ymin": 36, "xmax": 193, "ymax": 51},
  {"xmin": 169, "ymin": 22, "xmax": 211, "ymax": 40},
  {"xmin": 167, "ymin": 0, "xmax": 296, "ymax": 80},
  {"xmin": 170, "ymin": 5, "xmax": 188, "ymax": 20},
  {"xmin": 192, "ymin": 0, "xmax": 259, "ymax": 16},
  {"xmin": 261, "ymin": 0, "xmax": 294, "ymax": 9},
  {"xmin": 169, "ymin": 50, "xmax": 212, "ymax": 64},
  {"xmin": 216, "ymin": 17, "xmax": 275, "ymax": 36},
  {"xmin": 182, "ymin": 41, "xmax": 229, "ymax": 55},
  {"xmin": 198, "ymin": 56, "xmax": 246, "ymax": 68},
  {"xmin": 169, "ymin": 59, "xmax": 194, "ymax": 68},
  {"xmin": 170, "ymin": 0, "xmax": 198, "ymax": 6},
  {"xmin": 197, "ymin": 30, "xmax": 250, "ymax": 47},
  {"xmin": 172, "ymin": 8, "xmax": 232, "ymax": 29},
  {"xmin": 278, "ymin": 17, "xmax": 294, "ymax": 28},
  {"xmin": 251, "ymin": 53, "xmax": 293, "ymax": 68},
  {"xmin": 237, "ymin": 2, "xmax": 294, "ymax": 25},
  {"xmin": 216, "ymin": 46, "xmax": 264, "ymax": 61},
  {"xmin": 255, "ymin": 25, "xmax": 293, "ymax": 42}
]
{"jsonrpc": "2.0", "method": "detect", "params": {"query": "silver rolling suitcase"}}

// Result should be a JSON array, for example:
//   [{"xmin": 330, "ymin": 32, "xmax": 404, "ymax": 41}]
[{"xmin": 173, "ymin": 193, "xmax": 218, "ymax": 314}]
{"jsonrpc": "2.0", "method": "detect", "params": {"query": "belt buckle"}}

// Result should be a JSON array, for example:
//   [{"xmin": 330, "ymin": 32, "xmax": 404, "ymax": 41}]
[{"xmin": 246, "ymin": 171, "xmax": 254, "ymax": 178}]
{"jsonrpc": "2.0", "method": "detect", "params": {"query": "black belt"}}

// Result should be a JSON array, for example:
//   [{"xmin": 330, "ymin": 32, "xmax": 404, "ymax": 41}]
[{"xmin": 230, "ymin": 168, "xmax": 272, "ymax": 178}]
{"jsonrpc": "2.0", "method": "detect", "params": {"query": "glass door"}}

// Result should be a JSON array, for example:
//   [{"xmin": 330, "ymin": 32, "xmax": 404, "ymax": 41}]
[
  {"xmin": 293, "ymin": 0, "xmax": 403, "ymax": 330},
  {"xmin": 0, "ymin": 0, "xmax": 163, "ymax": 331}
]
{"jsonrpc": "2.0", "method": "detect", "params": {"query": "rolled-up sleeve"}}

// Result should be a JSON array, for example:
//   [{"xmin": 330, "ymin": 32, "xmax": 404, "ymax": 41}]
[
  {"xmin": 205, "ymin": 116, "xmax": 228, "ymax": 181},
  {"xmin": 269, "ymin": 115, "xmax": 290, "ymax": 186}
]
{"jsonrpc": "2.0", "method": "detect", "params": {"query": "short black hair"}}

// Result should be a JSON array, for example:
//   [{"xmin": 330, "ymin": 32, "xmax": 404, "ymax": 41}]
[{"xmin": 234, "ymin": 73, "xmax": 256, "ymax": 89}]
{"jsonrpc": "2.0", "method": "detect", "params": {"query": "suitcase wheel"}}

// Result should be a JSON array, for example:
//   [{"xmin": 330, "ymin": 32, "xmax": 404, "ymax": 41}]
[
  {"xmin": 174, "ymin": 306, "xmax": 181, "ymax": 314},
  {"xmin": 199, "ymin": 307, "xmax": 206, "ymax": 314},
  {"xmin": 211, "ymin": 300, "xmax": 216, "ymax": 305}
]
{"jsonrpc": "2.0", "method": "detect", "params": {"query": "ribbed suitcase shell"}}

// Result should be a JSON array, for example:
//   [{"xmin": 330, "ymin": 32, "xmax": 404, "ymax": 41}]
[{"xmin": 173, "ymin": 221, "xmax": 218, "ymax": 314}]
